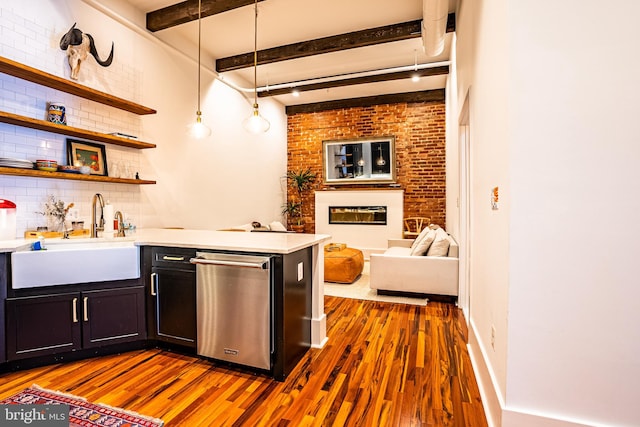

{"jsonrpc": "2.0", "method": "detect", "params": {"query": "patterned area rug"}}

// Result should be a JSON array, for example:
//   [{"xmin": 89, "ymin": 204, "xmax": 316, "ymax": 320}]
[
  {"xmin": 0, "ymin": 385, "xmax": 164, "ymax": 427},
  {"xmin": 324, "ymin": 261, "xmax": 428, "ymax": 306}
]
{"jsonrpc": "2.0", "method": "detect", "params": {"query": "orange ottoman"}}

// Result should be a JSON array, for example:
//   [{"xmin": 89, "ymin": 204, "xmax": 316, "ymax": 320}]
[{"xmin": 324, "ymin": 244, "xmax": 364, "ymax": 284}]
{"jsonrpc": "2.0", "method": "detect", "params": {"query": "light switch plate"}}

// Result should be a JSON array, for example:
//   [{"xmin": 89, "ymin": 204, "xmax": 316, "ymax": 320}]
[
  {"xmin": 491, "ymin": 187, "xmax": 499, "ymax": 210},
  {"xmin": 67, "ymin": 208, "xmax": 79, "ymax": 220}
]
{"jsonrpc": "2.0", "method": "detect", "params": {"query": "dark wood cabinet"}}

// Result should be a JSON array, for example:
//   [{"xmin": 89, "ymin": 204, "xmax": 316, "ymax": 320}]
[
  {"xmin": 0, "ymin": 253, "xmax": 7, "ymax": 363},
  {"xmin": 146, "ymin": 247, "xmax": 197, "ymax": 348},
  {"xmin": 6, "ymin": 285, "xmax": 145, "ymax": 361},
  {"xmin": 82, "ymin": 287, "xmax": 146, "ymax": 349},
  {"xmin": 151, "ymin": 267, "xmax": 197, "ymax": 347},
  {"xmin": 6, "ymin": 293, "xmax": 81, "ymax": 360}
]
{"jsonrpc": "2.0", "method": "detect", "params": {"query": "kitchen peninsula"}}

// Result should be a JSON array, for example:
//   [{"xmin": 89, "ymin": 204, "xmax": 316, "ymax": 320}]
[
  {"xmin": 0, "ymin": 229, "xmax": 330, "ymax": 381},
  {"xmin": 135, "ymin": 228, "xmax": 330, "ymax": 347}
]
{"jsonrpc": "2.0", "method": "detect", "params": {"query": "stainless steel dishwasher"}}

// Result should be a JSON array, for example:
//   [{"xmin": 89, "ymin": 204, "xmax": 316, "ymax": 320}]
[{"xmin": 190, "ymin": 252, "xmax": 272, "ymax": 370}]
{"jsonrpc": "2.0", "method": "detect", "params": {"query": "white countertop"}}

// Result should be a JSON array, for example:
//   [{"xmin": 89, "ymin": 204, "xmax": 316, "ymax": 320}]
[{"xmin": 0, "ymin": 228, "xmax": 331, "ymax": 254}]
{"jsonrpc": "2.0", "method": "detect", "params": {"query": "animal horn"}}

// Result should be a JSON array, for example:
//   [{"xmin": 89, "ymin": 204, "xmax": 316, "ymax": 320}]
[
  {"xmin": 59, "ymin": 22, "xmax": 77, "ymax": 50},
  {"xmin": 86, "ymin": 33, "xmax": 114, "ymax": 67}
]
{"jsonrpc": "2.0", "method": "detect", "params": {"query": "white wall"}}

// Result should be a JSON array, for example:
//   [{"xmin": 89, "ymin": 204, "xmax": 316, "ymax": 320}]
[
  {"xmin": 455, "ymin": 0, "xmax": 511, "ymax": 423},
  {"xmin": 505, "ymin": 1, "xmax": 640, "ymax": 426},
  {"xmin": 0, "ymin": 1, "xmax": 286, "ymax": 237},
  {"xmin": 456, "ymin": 0, "xmax": 640, "ymax": 426}
]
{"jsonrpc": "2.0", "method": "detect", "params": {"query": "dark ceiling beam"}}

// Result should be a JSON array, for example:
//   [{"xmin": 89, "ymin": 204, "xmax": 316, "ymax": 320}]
[
  {"xmin": 146, "ymin": 0, "xmax": 265, "ymax": 32},
  {"xmin": 259, "ymin": 65, "xmax": 449, "ymax": 97},
  {"xmin": 217, "ymin": 14, "xmax": 455, "ymax": 72},
  {"xmin": 285, "ymin": 89, "xmax": 446, "ymax": 115}
]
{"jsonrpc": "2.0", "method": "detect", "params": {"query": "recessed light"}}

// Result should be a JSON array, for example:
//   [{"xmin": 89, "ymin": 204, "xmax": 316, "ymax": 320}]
[
  {"xmin": 292, "ymin": 90, "xmax": 300, "ymax": 97},
  {"xmin": 411, "ymin": 74, "xmax": 420, "ymax": 82}
]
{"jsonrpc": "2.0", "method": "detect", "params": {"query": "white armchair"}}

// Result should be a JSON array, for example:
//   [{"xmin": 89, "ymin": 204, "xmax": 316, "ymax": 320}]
[{"xmin": 369, "ymin": 235, "xmax": 459, "ymax": 297}]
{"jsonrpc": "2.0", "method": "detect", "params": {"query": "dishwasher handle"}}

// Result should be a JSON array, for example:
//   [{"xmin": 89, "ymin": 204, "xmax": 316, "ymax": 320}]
[{"xmin": 190, "ymin": 257, "xmax": 268, "ymax": 269}]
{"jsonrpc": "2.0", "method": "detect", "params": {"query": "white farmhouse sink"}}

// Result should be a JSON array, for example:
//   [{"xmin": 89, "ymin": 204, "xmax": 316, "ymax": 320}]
[{"xmin": 11, "ymin": 238, "xmax": 140, "ymax": 289}]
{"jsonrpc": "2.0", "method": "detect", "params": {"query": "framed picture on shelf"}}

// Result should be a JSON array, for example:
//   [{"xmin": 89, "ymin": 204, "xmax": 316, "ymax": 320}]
[{"xmin": 66, "ymin": 139, "xmax": 108, "ymax": 176}]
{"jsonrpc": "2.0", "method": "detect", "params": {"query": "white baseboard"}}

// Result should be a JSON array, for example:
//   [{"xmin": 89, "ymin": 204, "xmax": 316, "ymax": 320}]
[
  {"xmin": 467, "ymin": 319, "xmax": 504, "ymax": 427},
  {"xmin": 502, "ymin": 409, "xmax": 595, "ymax": 427},
  {"xmin": 311, "ymin": 313, "xmax": 327, "ymax": 348},
  {"xmin": 468, "ymin": 320, "xmax": 598, "ymax": 427}
]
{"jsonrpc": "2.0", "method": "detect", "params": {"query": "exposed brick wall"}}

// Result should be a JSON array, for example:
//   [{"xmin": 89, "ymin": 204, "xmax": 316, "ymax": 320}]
[{"xmin": 287, "ymin": 100, "xmax": 446, "ymax": 232}]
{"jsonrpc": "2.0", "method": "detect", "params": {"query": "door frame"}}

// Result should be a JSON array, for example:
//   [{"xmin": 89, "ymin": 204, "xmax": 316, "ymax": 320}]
[{"xmin": 458, "ymin": 91, "xmax": 471, "ymax": 326}]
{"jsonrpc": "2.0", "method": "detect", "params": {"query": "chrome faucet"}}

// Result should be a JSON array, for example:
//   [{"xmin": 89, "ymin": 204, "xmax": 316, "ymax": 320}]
[
  {"xmin": 114, "ymin": 210, "xmax": 126, "ymax": 237},
  {"xmin": 90, "ymin": 193, "xmax": 105, "ymax": 238}
]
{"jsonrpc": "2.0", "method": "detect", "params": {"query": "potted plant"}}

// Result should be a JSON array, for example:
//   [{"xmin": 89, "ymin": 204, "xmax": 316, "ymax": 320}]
[
  {"xmin": 281, "ymin": 200, "xmax": 302, "ymax": 231},
  {"xmin": 284, "ymin": 168, "xmax": 316, "ymax": 232}
]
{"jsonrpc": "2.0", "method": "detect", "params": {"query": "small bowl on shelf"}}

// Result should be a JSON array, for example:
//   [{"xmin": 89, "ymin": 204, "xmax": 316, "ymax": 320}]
[
  {"xmin": 57, "ymin": 164, "xmax": 81, "ymax": 173},
  {"xmin": 36, "ymin": 159, "xmax": 57, "ymax": 172}
]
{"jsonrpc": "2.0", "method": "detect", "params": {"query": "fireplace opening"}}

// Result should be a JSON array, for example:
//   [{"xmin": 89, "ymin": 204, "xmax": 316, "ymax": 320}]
[{"xmin": 328, "ymin": 206, "xmax": 387, "ymax": 225}]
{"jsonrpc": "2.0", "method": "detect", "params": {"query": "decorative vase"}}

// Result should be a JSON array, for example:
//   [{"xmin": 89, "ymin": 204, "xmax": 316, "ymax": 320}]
[
  {"xmin": 47, "ymin": 216, "xmax": 65, "ymax": 233},
  {"xmin": 47, "ymin": 102, "xmax": 66, "ymax": 125}
]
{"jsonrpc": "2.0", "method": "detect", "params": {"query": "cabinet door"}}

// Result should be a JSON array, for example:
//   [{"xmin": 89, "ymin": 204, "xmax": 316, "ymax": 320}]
[
  {"xmin": 0, "ymin": 254, "xmax": 7, "ymax": 363},
  {"xmin": 6, "ymin": 293, "xmax": 81, "ymax": 361},
  {"xmin": 152, "ymin": 267, "xmax": 196, "ymax": 347},
  {"xmin": 82, "ymin": 286, "xmax": 146, "ymax": 349}
]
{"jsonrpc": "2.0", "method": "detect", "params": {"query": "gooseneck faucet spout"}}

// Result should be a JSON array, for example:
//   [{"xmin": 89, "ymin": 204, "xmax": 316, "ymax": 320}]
[
  {"xmin": 91, "ymin": 193, "xmax": 105, "ymax": 238},
  {"xmin": 114, "ymin": 210, "xmax": 125, "ymax": 237}
]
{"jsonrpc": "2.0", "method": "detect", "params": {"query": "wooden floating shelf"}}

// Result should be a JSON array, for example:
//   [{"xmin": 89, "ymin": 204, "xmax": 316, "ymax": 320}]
[
  {"xmin": 0, "ymin": 167, "xmax": 156, "ymax": 185},
  {"xmin": 0, "ymin": 56, "xmax": 156, "ymax": 115},
  {"xmin": 0, "ymin": 111, "xmax": 156, "ymax": 149}
]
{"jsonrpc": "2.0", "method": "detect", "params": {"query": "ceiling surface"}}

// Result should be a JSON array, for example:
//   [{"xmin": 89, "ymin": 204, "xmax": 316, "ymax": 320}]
[{"xmin": 115, "ymin": 0, "xmax": 456, "ymax": 107}]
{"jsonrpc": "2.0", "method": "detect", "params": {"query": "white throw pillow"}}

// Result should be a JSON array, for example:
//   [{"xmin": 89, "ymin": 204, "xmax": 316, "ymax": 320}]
[
  {"xmin": 410, "ymin": 229, "xmax": 437, "ymax": 256},
  {"xmin": 410, "ymin": 226, "xmax": 432, "ymax": 250},
  {"xmin": 426, "ymin": 228, "xmax": 451, "ymax": 257}
]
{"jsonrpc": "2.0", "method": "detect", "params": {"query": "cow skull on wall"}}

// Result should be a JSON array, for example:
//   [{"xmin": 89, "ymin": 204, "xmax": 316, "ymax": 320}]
[{"xmin": 59, "ymin": 23, "xmax": 114, "ymax": 80}]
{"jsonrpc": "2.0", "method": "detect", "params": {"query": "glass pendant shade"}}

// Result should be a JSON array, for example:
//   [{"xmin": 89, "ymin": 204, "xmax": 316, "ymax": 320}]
[
  {"xmin": 243, "ymin": 104, "xmax": 270, "ymax": 134},
  {"xmin": 376, "ymin": 146, "xmax": 386, "ymax": 166},
  {"xmin": 187, "ymin": 0, "xmax": 211, "ymax": 140},
  {"xmin": 187, "ymin": 111, "xmax": 212, "ymax": 139}
]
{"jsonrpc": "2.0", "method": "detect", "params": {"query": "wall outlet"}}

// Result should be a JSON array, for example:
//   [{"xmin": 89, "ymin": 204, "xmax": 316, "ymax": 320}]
[
  {"xmin": 297, "ymin": 262, "xmax": 304, "ymax": 281},
  {"xmin": 67, "ymin": 208, "xmax": 79, "ymax": 221},
  {"xmin": 491, "ymin": 325, "xmax": 496, "ymax": 350}
]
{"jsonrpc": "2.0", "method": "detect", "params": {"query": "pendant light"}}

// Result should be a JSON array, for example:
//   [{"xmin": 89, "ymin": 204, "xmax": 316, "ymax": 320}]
[
  {"xmin": 187, "ymin": 0, "xmax": 212, "ymax": 139},
  {"xmin": 376, "ymin": 146, "xmax": 387, "ymax": 166},
  {"xmin": 242, "ymin": 0, "xmax": 270, "ymax": 133}
]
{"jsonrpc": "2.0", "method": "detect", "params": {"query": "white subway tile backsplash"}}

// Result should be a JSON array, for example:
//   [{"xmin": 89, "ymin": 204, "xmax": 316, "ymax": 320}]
[{"xmin": 0, "ymin": 5, "xmax": 146, "ymax": 238}]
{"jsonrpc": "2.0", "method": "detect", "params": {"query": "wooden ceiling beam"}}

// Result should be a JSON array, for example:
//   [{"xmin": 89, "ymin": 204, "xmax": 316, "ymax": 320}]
[
  {"xmin": 258, "ymin": 66, "xmax": 449, "ymax": 97},
  {"xmin": 216, "ymin": 14, "xmax": 455, "ymax": 72},
  {"xmin": 146, "ymin": 0, "xmax": 265, "ymax": 32},
  {"xmin": 285, "ymin": 89, "xmax": 445, "ymax": 115}
]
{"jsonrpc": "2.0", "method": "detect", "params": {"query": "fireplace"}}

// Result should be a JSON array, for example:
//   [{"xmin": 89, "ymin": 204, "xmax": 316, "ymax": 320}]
[
  {"xmin": 315, "ymin": 190, "xmax": 403, "ymax": 258},
  {"xmin": 328, "ymin": 206, "xmax": 387, "ymax": 225}
]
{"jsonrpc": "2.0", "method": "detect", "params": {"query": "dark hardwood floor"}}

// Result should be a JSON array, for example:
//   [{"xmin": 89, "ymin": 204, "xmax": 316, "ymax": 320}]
[{"xmin": 0, "ymin": 296, "xmax": 487, "ymax": 426}]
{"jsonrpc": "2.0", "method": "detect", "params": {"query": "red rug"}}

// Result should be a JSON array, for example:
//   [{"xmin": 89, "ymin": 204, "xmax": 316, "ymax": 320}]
[{"xmin": 0, "ymin": 385, "xmax": 164, "ymax": 426}]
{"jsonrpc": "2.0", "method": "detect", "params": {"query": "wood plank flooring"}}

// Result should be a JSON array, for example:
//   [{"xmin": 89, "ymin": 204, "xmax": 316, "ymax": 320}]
[{"xmin": 0, "ymin": 297, "xmax": 487, "ymax": 426}]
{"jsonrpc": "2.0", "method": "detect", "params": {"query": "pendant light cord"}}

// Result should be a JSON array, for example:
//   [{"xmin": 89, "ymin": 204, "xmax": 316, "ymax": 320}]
[
  {"xmin": 197, "ymin": 0, "xmax": 203, "ymax": 114},
  {"xmin": 253, "ymin": 0, "xmax": 258, "ymax": 107}
]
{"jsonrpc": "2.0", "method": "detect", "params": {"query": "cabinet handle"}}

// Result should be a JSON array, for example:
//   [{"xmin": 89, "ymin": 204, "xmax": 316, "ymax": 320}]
[
  {"xmin": 162, "ymin": 255, "xmax": 185, "ymax": 261},
  {"xmin": 72, "ymin": 298, "xmax": 78, "ymax": 323},
  {"xmin": 83, "ymin": 297, "xmax": 89, "ymax": 322},
  {"xmin": 151, "ymin": 272, "xmax": 157, "ymax": 296}
]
